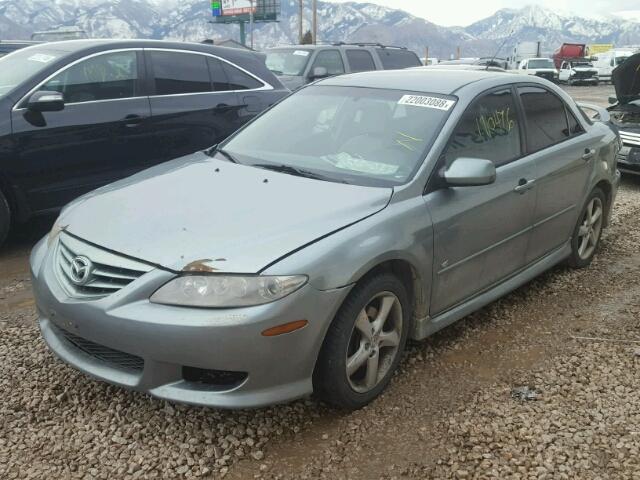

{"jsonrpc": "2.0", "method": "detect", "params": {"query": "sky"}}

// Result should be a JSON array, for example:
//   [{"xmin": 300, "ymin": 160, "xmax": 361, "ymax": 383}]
[{"xmin": 327, "ymin": 0, "xmax": 640, "ymax": 26}]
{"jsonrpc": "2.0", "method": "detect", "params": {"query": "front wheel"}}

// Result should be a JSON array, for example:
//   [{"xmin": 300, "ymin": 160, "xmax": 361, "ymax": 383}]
[
  {"xmin": 567, "ymin": 188, "xmax": 606, "ymax": 268},
  {"xmin": 313, "ymin": 273, "xmax": 411, "ymax": 409}
]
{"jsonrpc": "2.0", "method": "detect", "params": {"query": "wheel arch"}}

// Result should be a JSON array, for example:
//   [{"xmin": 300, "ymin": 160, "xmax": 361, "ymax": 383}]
[{"xmin": 593, "ymin": 179, "xmax": 612, "ymax": 227}]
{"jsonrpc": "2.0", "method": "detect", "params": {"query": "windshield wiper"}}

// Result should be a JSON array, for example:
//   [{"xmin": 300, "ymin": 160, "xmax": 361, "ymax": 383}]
[
  {"xmin": 252, "ymin": 163, "xmax": 347, "ymax": 183},
  {"xmin": 205, "ymin": 146, "xmax": 239, "ymax": 164}
]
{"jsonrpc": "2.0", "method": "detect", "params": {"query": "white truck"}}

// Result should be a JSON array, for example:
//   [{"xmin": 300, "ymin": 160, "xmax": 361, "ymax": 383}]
[
  {"xmin": 507, "ymin": 41, "xmax": 541, "ymax": 70},
  {"xmin": 592, "ymin": 48, "xmax": 637, "ymax": 82},
  {"xmin": 517, "ymin": 57, "xmax": 557, "ymax": 82},
  {"xmin": 558, "ymin": 59, "xmax": 599, "ymax": 86}
]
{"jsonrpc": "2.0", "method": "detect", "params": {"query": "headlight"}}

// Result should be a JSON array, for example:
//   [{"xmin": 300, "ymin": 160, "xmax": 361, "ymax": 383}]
[{"xmin": 150, "ymin": 275, "xmax": 308, "ymax": 308}]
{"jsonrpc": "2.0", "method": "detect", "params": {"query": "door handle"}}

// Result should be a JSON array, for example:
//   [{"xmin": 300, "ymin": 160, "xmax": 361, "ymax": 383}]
[
  {"xmin": 582, "ymin": 148, "xmax": 595, "ymax": 161},
  {"xmin": 121, "ymin": 114, "xmax": 145, "ymax": 128},
  {"xmin": 514, "ymin": 178, "xmax": 535, "ymax": 193}
]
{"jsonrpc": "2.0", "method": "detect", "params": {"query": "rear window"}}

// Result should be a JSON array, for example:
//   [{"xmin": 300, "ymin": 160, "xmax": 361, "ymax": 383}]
[
  {"xmin": 151, "ymin": 51, "xmax": 211, "ymax": 95},
  {"xmin": 220, "ymin": 62, "xmax": 263, "ymax": 90},
  {"xmin": 375, "ymin": 48, "xmax": 421, "ymax": 69}
]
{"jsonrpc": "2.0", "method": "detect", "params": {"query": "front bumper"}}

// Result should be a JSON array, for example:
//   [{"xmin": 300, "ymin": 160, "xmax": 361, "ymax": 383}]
[{"xmin": 30, "ymin": 237, "xmax": 350, "ymax": 408}]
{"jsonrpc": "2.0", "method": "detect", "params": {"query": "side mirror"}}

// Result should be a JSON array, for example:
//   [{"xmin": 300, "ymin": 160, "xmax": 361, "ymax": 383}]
[
  {"xmin": 443, "ymin": 157, "xmax": 496, "ymax": 187},
  {"xmin": 27, "ymin": 91, "xmax": 65, "ymax": 112},
  {"xmin": 309, "ymin": 66, "xmax": 329, "ymax": 80},
  {"xmin": 608, "ymin": 96, "xmax": 618, "ymax": 105}
]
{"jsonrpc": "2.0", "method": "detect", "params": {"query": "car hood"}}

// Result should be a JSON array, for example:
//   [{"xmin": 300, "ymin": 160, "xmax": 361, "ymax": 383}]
[
  {"xmin": 60, "ymin": 152, "xmax": 393, "ymax": 273},
  {"xmin": 613, "ymin": 52, "xmax": 640, "ymax": 105}
]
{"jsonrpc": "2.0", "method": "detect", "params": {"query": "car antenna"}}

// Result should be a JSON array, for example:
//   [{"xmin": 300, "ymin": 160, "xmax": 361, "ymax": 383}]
[{"xmin": 486, "ymin": 30, "xmax": 514, "ymax": 70}]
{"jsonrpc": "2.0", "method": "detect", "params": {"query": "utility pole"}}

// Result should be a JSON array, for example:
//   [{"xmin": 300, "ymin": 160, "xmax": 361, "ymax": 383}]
[
  {"xmin": 249, "ymin": 0, "xmax": 254, "ymax": 49},
  {"xmin": 299, "ymin": 0, "xmax": 304, "ymax": 44},
  {"xmin": 312, "ymin": 0, "xmax": 317, "ymax": 44}
]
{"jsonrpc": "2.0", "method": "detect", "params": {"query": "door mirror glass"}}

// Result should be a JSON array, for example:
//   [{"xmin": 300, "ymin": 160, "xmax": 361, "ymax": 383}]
[
  {"xmin": 443, "ymin": 157, "xmax": 496, "ymax": 187},
  {"xmin": 309, "ymin": 66, "xmax": 329, "ymax": 80},
  {"xmin": 27, "ymin": 90, "xmax": 65, "ymax": 112}
]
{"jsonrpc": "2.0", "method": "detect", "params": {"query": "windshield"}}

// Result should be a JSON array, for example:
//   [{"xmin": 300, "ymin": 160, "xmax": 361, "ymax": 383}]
[
  {"xmin": 572, "ymin": 62, "xmax": 593, "ymax": 68},
  {"xmin": 265, "ymin": 48, "xmax": 311, "ymax": 76},
  {"xmin": 0, "ymin": 48, "xmax": 62, "ymax": 98},
  {"xmin": 528, "ymin": 59, "xmax": 554, "ymax": 69},
  {"xmin": 221, "ymin": 86, "xmax": 455, "ymax": 187}
]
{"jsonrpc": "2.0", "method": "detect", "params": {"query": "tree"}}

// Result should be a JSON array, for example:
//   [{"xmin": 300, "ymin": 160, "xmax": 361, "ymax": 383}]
[{"xmin": 301, "ymin": 30, "xmax": 313, "ymax": 45}]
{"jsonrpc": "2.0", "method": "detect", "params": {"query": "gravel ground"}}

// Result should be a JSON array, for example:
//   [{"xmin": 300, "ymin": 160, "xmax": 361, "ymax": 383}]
[{"xmin": 1, "ymin": 84, "xmax": 639, "ymax": 480}]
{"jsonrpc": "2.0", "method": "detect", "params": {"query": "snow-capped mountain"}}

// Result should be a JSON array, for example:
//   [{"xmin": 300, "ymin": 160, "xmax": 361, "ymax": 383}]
[
  {"xmin": 467, "ymin": 5, "xmax": 640, "ymax": 54},
  {"xmin": 0, "ymin": 1, "xmax": 639, "ymax": 58}
]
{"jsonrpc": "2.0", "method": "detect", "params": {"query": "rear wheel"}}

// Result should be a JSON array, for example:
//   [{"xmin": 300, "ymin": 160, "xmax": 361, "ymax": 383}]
[
  {"xmin": 313, "ymin": 273, "xmax": 411, "ymax": 409},
  {"xmin": 568, "ymin": 188, "xmax": 605, "ymax": 268},
  {"xmin": 0, "ymin": 190, "xmax": 10, "ymax": 248}
]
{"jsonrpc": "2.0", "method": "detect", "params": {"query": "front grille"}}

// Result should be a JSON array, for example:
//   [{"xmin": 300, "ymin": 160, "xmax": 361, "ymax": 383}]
[
  {"xmin": 620, "ymin": 130, "xmax": 640, "ymax": 148},
  {"xmin": 572, "ymin": 71, "xmax": 595, "ymax": 80},
  {"xmin": 55, "ymin": 232, "xmax": 152, "ymax": 299},
  {"xmin": 55, "ymin": 324, "xmax": 144, "ymax": 373}
]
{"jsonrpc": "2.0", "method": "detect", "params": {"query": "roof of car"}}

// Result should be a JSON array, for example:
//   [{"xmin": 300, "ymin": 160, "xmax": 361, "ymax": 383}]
[
  {"xmin": 318, "ymin": 69, "xmax": 516, "ymax": 95},
  {"xmin": 267, "ymin": 43, "xmax": 407, "ymax": 51},
  {"xmin": 22, "ymin": 39, "xmax": 263, "ymax": 59}
]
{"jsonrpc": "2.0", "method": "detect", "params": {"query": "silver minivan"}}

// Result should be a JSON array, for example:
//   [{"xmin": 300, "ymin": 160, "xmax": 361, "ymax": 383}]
[{"xmin": 265, "ymin": 43, "xmax": 422, "ymax": 90}]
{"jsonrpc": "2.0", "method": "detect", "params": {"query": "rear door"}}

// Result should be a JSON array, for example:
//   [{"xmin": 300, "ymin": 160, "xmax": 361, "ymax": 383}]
[
  {"xmin": 10, "ymin": 49, "xmax": 153, "ymax": 213},
  {"xmin": 517, "ymin": 85, "xmax": 593, "ymax": 263},
  {"xmin": 427, "ymin": 87, "xmax": 537, "ymax": 315},
  {"xmin": 145, "ymin": 49, "xmax": 249, "ymax": 162}
]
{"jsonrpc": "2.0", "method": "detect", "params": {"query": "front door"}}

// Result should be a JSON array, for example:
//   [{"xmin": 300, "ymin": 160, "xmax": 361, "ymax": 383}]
[
  {"xmin": 145, "ymin": 49, "xmax": 249, "ymax": 162},
  {"xmin": 426, "ymin": 87, "xmax": 537, "ymax": 315},
  {"xmin": 10, "ymin": 49, "xmax": 153, "ymax": 213},
  {"xmin": 517, "ymin": 86, "xmax": 593, "ymax": 263}
]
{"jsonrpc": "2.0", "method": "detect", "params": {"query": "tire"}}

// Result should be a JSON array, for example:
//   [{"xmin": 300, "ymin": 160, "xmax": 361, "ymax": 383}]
[
  {"xmin": 0, "ymin": 189, "xmax": 10, "ymax": 248},
  {"xmin": 567, "ymin": 188, "xmax": 606, "ymax": 269},
  {"xmin": 313, "ymin": 272, "xmax": 411, "ymax": 409}
]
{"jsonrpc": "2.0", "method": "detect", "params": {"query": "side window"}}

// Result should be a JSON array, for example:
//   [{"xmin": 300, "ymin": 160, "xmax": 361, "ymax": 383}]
[
  {"xmin": 151, "ymin": 51, "xmax": 211, "ymax": 95},
  {"xmin": 444, "ymin": 89, "xmax": 521, "ymax": 167},
  {"xmin": 220, "ymin": 61, "xmax": 263, "ymax": 90},
  {"xmin": 311, "ymin": 50, "xmax": 345, "ymax": 75},
  {"xmin": 566, "ymin": 107, "xmax": 584, "ymax": 135},
  {"xmin": 375, "ymin": 48, "xmax": 421, "ymax": 69},
  {"xmin": 519, "ymin": 86, "xmax": 570, "ymax": 152},
  {"xmin": 346, "ymin": 49, "xmax": 375, "ymax": 73},
  {"xmin": 41, "ymin": 51, "xmax": 138, "ymax": 103},
  {"xmin": 207, "ymin": 57, "xmax": 233, "ymax": 91}
]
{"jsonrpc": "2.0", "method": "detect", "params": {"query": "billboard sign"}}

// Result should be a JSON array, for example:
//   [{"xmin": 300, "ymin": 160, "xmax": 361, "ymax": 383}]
[{"xmin": 221, "ymin": 0, "xmax": 256, "ymax": 16}]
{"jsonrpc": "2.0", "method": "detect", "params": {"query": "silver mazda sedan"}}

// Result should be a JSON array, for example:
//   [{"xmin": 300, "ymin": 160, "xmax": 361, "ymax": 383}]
[{"xmin": 31, "ymin": 69, "xmax": 620, "ymax": 409}]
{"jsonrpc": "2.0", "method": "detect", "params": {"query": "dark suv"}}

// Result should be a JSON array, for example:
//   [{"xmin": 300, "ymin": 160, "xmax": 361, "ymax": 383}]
[
  {"xmin": 265, "ymin": 43, "xmax": 422, "ymax": 90},
  {"xmin": 0, "ymin": 40, "xmax": 288, "ymax": 245}
]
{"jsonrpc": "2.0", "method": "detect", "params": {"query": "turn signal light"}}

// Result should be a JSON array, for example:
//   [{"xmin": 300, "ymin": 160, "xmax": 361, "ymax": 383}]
[{"xmin": 261, "ymin": 320, "xmax": 308, "ymax": 337}]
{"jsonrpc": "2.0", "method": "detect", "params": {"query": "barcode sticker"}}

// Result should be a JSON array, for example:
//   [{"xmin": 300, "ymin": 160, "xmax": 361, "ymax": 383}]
[{"xmin": 398, "ymin": 95, "xmax": 455, "ymax": 111}]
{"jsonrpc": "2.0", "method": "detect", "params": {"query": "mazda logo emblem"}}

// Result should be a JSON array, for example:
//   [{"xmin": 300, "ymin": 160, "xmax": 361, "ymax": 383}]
[{"xmin": 69, "ymin": 256, "xmax": 93, "ymax": 286}]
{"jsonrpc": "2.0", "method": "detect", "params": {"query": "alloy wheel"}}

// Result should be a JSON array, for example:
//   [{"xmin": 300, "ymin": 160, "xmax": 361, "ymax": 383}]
[
  {"xmin": 577, "ymin": 197, "xmax": 603, "ymax": 260},
  {"xmin": 345, "ymin": 291, "xmax": 403, "ymax": 393}
]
